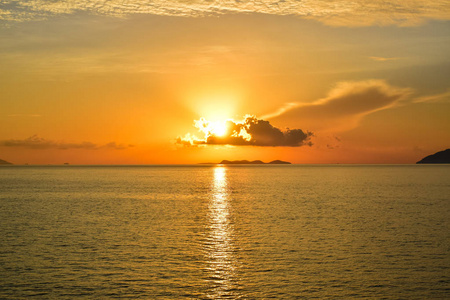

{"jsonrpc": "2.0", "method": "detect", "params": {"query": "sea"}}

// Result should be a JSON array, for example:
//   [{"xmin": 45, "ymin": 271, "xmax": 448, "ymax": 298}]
[{"xmin": 0, "ymin": 164, "xmax": 449, "ymax": 299}]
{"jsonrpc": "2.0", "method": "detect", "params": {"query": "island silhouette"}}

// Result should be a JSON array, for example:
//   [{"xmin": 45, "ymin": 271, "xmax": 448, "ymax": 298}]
[{"xmin": 416, "ymin": 149, "xmax": 450, "ymax": 164}]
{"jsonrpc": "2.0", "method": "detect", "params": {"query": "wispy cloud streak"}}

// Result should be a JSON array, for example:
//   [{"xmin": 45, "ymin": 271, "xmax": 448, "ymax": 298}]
[
  {"xmin": 7, "ymin": 114, "xmax": 42, "ymax": 117},
  {"xmin": 269, "ymin": 80, "xmax": 412, "ymax": 132},
  {"xmin": 413, "ymin": 90, "xmax": 450, "ymax": 103},
  {"xmin": 369, "ymin": 56, "xmax": 401, "ymax": 62}
]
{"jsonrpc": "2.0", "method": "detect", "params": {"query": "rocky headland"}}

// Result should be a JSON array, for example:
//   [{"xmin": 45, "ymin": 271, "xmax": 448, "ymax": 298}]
[{"xmin": 416, "ymin": 149, "xmax": 450, "ymax": 164}]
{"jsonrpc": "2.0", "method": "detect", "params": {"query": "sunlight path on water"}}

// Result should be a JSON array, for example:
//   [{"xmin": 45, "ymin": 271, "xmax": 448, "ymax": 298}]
[{"xmin": 203, "ymin": 166, "xmax": 240, "ymax": 299}]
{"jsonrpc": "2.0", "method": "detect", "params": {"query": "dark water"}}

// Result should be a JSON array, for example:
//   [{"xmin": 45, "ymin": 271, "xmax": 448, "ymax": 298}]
[{"xmin": 0, "ymin": 165, "xmax": 449, "ymax": 299}]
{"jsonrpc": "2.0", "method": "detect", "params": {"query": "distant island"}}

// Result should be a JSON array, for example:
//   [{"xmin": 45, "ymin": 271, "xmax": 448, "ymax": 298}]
[
  {"xmin": 0, "ymin": 159, "xmax": 13, "ymax": 165},
  {"xmin": 219, "ymin": 160, "xmax": 291, "ymax": 165},
  {"xmin": 416, "ymin": 149, "xmax": 450, "ymax": 164}
]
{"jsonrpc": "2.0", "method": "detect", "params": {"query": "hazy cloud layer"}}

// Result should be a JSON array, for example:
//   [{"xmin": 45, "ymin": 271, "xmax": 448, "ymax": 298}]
[
  {"xmin": 1, "ymin": 0, "xmax": 449, "ymax": 26},
  {"xmin": 178, "ymin": 116, "xmax": 313, "ymax": 147},
  {"xmin": 6, "ymin": 114, "xmax": 42, "ymax": 117},
  {"xmin": 270, "ymin": 80, "xmax": 412, "ymax": 132},
  {"xmin": 0, "ymin": 135, "xmax": 132, "ymax": 150}
]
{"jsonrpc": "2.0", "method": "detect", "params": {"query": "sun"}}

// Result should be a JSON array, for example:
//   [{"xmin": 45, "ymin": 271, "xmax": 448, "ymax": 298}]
[
  {"xmin": 194, "ymin": 118, "xmax": 230, "ymax": 138},
  {"xmin": 211, "ymin": 121, "xmax": 228, "ymax": 137}
]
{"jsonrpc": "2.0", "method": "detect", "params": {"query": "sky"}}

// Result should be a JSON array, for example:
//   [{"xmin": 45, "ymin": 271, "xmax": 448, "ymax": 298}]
[{"xmin": 0, "ymin": 0, "xmax": 449, "ymax": 164}]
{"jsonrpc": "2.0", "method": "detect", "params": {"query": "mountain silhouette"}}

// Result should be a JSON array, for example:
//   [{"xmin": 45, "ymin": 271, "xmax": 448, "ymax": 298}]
[
  {"xmin": 416, "ymin": 149, "xmax": 450, "ymax": 164},
  {"xmin": 0, "ymin": 158, "xmax": 13, "ymax": 165}
]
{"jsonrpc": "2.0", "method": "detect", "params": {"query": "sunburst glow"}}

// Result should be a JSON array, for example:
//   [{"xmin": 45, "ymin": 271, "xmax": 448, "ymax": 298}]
[
  {"xmin": 210, "ymin": 121, "xmax": 228, "ymax": 137},
  {"xmin": 194, "ymin": 118, "xmax": 230, "ymax": 138}
]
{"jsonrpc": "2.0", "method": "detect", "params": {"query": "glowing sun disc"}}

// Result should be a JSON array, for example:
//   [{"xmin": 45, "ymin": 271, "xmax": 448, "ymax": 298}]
[{"xmin": 211, "ymin": 121, "xmax": 227, "ymax": 137}]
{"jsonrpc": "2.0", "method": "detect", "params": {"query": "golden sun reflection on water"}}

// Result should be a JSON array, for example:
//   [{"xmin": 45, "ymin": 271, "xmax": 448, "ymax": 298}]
[{"xmin": 204, "ymin": 166, "xmax": 239, "ymax": 299}]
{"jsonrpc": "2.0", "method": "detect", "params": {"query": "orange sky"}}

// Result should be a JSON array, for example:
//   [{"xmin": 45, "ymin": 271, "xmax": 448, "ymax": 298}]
[{"xmin": 0, "ymin": 1, "xmax": 449, "ymax": 164}]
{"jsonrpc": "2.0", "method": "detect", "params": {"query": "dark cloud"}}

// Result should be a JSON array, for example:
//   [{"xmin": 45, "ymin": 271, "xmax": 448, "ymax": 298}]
[
  {"xmin": 103, "ymin": 142, "xmax": 133, "ymax": 150},
  {"xmin": 0, "ymin": 135, "xmax": 131, "ymax": 150},
  {"xmin": 178, "ymin": 116, "xmax": 313, "ymax": 147}
]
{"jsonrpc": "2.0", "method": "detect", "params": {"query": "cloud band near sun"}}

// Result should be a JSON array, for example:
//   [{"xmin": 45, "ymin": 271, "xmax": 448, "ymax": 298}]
[{"xmin": 177, "ymin": 116, "xmax": 313, "ymax": 147}]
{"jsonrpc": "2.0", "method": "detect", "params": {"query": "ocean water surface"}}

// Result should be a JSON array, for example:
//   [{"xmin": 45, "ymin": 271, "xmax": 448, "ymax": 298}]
[{"xmin": 0, "ymin": 165, "xmax": 449, "ymax": 298}]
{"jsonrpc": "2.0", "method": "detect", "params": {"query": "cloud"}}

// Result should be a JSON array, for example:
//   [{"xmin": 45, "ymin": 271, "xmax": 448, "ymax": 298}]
[
  {"xmin": 1, "ymin": 1, "xmax": 449, "ymax": 27},
  {"xmin": 369, "ymin": 56, "xmax": 401, "ymax": 62},
  {"xmin": 261, "ymin": 102, "xmax": 299, "ymax": 120},
  {"xmin": 6, "ymin": 114, "xmax": 42, "ymax": 117},
  {"xmin": 177, "ymin": 116, "xmax": 313, "ymax": 147},
  {"xmin": 179, "ymin": 80, "xmax": 412, "ymax": 147},
  {"xmin": 413, "ymin": 90, "xmax": 450, "ymax": 103},
  {"xmin": 0, "ymin": 135, "xmax": 132, "ymax": 150},
  {"xmin": 269, "ymin": 80, "xmax": 412, "ymax": 132},
  {"xmin": 103, "ymin": 142, "xmax": 133, "ymax": 150}
]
